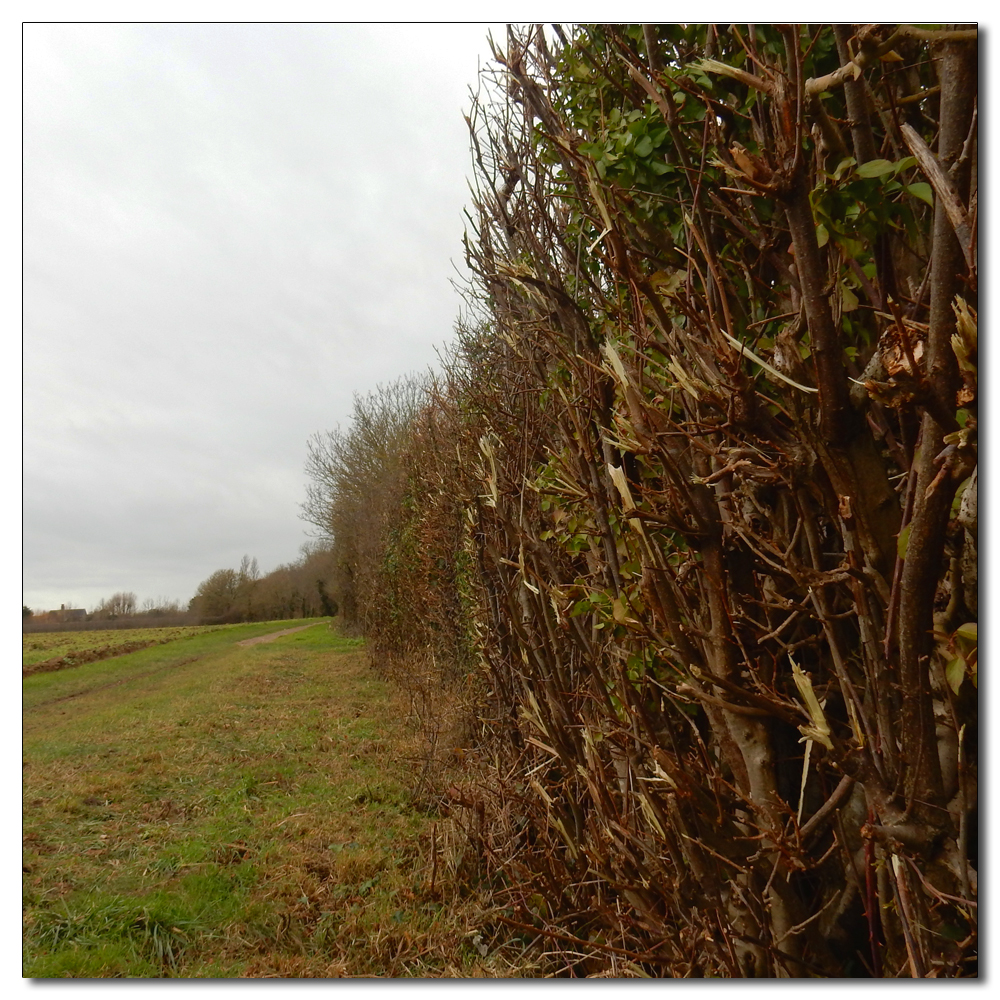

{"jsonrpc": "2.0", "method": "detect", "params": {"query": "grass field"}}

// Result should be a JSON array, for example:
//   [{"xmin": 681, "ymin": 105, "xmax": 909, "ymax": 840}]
[
  {"xmin": 22, "ymin": 623, "xmax": 240, "ymax": 672},
  {"xmin": 22, "ymin": 620, "xmax": 533, "ymax": 978}
]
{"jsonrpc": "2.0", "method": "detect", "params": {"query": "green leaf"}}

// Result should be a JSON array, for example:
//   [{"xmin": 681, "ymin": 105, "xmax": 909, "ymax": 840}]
[
  {"xmin": 626, "ymin": 653, "xmax": 645, "ymax": 681},
  {"xmin": 634, "ymin": 135, "xmax": 653, "ymax": 157},
  {"xmin": 897, "ymin": 523, "xmax": 912, "ymax": 559},
  {"xmin": 832, "ymin": 157, "xmax": 857, "ymax": 182},
  {"xmin": 815, "ymin": 223, "xmax": 829, "ymax": 248},
  {"xmin": 837, "ymin": 235, "xmax": 865, "ymax": 258},
  {"xmin": 956, "ymin": 622, "xmax": 977, "ymax": 644},
  {"xmin": 951, "ymin": 477, "xmax": 971, "ymax": 517},
  {"xmin": 856, "ymin": 158, "xmax": 895, "ymax": 178},
  {"xmin": 946, "ymin": 656, "xmax": 966, "ymax": 696},
  {"xmin": 906, "ymin": 182, "xmax": 934, "ymax": 207}
]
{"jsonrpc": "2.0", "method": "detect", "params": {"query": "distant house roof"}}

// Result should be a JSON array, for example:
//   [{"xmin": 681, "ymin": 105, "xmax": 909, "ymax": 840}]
[{"xmin": 48, "ymin": 608, "xmax": 87, "ymax": 620}]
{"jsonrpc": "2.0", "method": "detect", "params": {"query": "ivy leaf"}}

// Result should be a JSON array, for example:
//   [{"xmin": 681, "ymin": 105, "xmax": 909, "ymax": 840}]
[{"xmin": 816, "ymin": 223, "xmax": 829, "ymax": 248}]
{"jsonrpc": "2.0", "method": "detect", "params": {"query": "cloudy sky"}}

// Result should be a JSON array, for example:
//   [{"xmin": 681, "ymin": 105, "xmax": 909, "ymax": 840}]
[{"xmin": 23, "ymin": 22, "xmax": 503, "ymax": 613}]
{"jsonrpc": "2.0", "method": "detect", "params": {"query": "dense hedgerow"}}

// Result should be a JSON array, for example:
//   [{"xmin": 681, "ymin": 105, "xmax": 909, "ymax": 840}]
[{"xmin": 308, "ymin": 25, "xmax": 977, "ymax": 977}]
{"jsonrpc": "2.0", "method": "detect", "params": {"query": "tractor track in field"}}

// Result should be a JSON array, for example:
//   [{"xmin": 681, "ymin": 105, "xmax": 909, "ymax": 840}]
[
  {"xmin": 23, "ymin": 657, "xmax": 206, "ymax": 712},
  {"xmin": 236, "ymin": 623, "xmax": 324, "ymax": 646},
  {"xmin": 23, "ymin": 640, "xmax": 160, "ymax": 678},
  {"xmin": 24, "ymin": 624, "xmax": 325, "ymax": 713}
]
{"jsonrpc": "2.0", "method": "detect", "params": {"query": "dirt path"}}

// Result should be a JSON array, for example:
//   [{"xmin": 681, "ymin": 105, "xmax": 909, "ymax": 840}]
[{"xmin": 236, "ymin": 623, "xmax": 325, "ymax": 647}]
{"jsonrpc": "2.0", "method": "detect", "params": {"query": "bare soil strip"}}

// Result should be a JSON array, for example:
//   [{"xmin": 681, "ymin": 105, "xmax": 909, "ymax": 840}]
[
  {"xmin": 23, "ymin": 640, "xmax": 159, "ymax": 678},
  {"xmin": 235, "ymin": 623, "xmax": 325, "ymax": 646}
]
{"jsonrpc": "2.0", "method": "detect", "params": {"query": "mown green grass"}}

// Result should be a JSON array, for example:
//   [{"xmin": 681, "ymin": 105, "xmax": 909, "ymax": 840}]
[{"xmin": 23, "ymin": 621, "xmax": 525, "ymax": 978}]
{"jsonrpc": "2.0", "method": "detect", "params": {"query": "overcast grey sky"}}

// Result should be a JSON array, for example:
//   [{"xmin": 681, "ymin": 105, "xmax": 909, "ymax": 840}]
[{"xmin": 23, "ymin": 22, "xmax": 504, "ymax": 612}]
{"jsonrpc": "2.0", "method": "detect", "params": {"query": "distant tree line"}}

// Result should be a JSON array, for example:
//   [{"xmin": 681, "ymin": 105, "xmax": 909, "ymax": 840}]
[
  {"xmin": 23, "ymin": 593, "xmax": 190, "ymax": 632},
  {"xmin": 187, "ymin": 546, "xmax": 338, "ymax": 624},
  {"xmin": 24, "ymin": 548, "xmax": 340, "ymax": 633}
]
